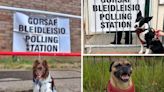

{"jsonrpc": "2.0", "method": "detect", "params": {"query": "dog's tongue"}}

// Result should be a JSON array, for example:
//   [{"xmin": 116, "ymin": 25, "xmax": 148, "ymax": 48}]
[
  {"xmin": 121, "ymin": 75, "xmax": 129, "ymax": 80},
  {"xmin": 36, "ymin": 73, "xmax": 42, "ymax": 79},
  {"xmin": 38, "ymin": 75, "xmax": 42, "ymax": 78}
]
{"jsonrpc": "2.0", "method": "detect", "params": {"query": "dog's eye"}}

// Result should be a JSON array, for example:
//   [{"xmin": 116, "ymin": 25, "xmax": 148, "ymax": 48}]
[
  {"xmin": 115, "ymin": 64, "xmax": 121, "ymax": 68},
  {"xmin": 37, "ymin": 67, "xmax": 42, "ymax": 70},
  {"xmin": 126, "ymin": 64, "xmax": 131, "ymax": 67}
]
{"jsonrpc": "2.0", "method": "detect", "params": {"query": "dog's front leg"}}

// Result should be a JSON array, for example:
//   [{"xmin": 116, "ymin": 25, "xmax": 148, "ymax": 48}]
[
  {"xmin": 145, "ymin": 38, "xmax": 151, "ymax": 54},
  {"xmin": 145, "ymin": 48, "xmax": 150, "ymax": 54},
  {"xmin": 145, "ymin": 40, "xmax": 151, "ymax": 54},
  {"xmin": 139, "ymin": 44, "xmax": 144, "ymax": 54}
]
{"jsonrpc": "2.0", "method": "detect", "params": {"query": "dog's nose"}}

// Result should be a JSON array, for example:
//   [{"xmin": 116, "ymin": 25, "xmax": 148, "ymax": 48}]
[
  {"xmin": 134, "ymin": 25, "xmax": 138, "ymax": 28},
  {"xmin": 122, "ymin": 67, "xmax": 130, "ymax": 73}
]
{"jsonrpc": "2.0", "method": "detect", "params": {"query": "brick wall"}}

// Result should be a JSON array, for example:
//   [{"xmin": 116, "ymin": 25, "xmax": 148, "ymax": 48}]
[{"xmin": 0, "ymin": 0, "xmax": 81, "ymax": 52}]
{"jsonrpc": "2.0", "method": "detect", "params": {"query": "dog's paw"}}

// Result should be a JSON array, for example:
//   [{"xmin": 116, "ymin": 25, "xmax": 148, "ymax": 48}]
[
  {"xmin": 145, "ymin": 49, "xmax": 150, "ymax": 54},
  {"xmin": 145, "ymin": 52, "xmax": 149, "ymax": 54},
  {"xmin": 138, "ymin": 50, "xmax": 143, "ymax": 54}
]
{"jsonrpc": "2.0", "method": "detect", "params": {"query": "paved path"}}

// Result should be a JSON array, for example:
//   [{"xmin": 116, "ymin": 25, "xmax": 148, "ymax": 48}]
[
  {"xmin": 0, "ymin": 70, "xmax": 81, "ymax": 92},
  {"xmin": 84, "ymin": 33, "xmax": 142, "ymax": 54}
]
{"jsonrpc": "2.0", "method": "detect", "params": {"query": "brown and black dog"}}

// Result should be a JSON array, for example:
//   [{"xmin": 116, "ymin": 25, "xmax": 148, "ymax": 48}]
[
  {"xmin": 33, "ymin": 60, "xmax": 57, "ymax": 92},
  {"xmin": 107, "ymin": 59, "xmax": 135, "ymax": 92}
]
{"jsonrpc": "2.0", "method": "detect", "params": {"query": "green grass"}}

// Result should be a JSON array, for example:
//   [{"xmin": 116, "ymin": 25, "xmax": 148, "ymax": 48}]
[
  {"xmin": 0, "ymin": 56, "xmax": 81, "ymax": 70},
  {"xmin": 83, "ymin": 56, "xmax": 164, "ymax": 92}
]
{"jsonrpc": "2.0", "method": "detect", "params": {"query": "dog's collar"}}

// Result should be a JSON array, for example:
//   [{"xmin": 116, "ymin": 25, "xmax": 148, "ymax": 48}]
[{"xmin": 107, "ymin": 80, "xmax": 135, "ymax": 92}]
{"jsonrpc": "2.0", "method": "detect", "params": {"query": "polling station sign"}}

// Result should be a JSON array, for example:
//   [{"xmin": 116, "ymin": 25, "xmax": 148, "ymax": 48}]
[
  {"xmin": 13, "ymin": 12, "xmax": 70, "ymax": 52},
  {"xmin": 87, "ymin": 0, "xmax": 145, "ymax": 34}
]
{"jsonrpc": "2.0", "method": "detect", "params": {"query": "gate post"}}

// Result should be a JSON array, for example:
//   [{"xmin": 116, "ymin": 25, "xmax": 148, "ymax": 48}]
[{"xmin": 145, "ymin": 0, "xmax": 150, "ymax": 17}]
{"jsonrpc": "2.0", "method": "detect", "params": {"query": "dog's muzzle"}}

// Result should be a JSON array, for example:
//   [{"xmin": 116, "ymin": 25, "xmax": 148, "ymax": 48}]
[{"xmin": 114, "ymin": 66, "xmax": 132, "ymax": 82}]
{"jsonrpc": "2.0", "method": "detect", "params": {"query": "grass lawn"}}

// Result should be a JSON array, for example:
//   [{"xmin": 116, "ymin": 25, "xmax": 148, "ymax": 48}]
[
  {"xmin": 83, "ymin": 56, "xmax": 164, "ymax": 92},
  {"xmin": 0, "ymin": 56, "xmax": 81, "ymax": 70}
]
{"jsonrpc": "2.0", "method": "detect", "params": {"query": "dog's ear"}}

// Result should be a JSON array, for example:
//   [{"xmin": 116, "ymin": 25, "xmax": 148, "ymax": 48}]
[
  {"xmin": 33, "ymin": 60, "xmax": 39, "ymax": 67},
  {"xmin": 136, "ymin": 11, "xmax": 143, "ymax": 22},
  {"xmin": 138, "ymin": 16, "xmax": 153, "ymax": 27},
  {"xmin": 43, "ymin": 60, "xmax": 48, "ymax": 67},
  {"xmin": 144, "ymin": 16, "xmax": 153, "ymax": 23},
  {"xmin": 109, "ymin": 62, "xmax": 114, "ymax": 72},
  {"xmin": 35, "ymin": 59, "xmax": 39, "ymax": 63},
  {"xmin": 43, "ymin": 60, "xmax": 49, "ymax": 78},
  {"xmin": 33, "ymin": 60, "xmax": 40, "ymax": 78},
  {"xmin": 43, "ymin": 60, "xmax": 49, "ymax": 71},
  {"xmin": 137, "ymin": 11, "xmax": 142, "ymax": 18}
]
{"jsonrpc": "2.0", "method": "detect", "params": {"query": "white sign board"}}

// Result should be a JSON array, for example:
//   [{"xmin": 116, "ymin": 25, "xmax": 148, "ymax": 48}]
[
  {"xmin": 88, "ymin": 0, "xmax": 145, "ymax": 34},
  {"xmin": 13, "ymin": 12, "xmax": 71, "ymax": 52}
]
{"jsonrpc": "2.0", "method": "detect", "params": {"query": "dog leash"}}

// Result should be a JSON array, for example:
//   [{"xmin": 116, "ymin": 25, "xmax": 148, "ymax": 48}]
[
  {"xmin": 135, "ymin": 28, "xmax": 145, "ymax": 44},
  {"xmin": 50, "ymin": 77, "xmax": 57, "ymax": 92},
  {"xmin": 148, "ymin": 24, "xmax": 161, "ymax": 39}
]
